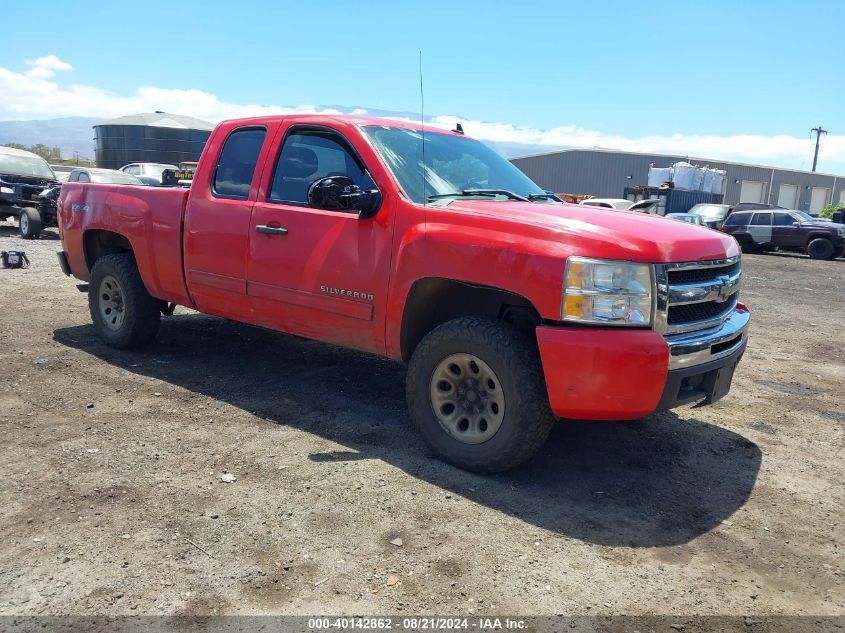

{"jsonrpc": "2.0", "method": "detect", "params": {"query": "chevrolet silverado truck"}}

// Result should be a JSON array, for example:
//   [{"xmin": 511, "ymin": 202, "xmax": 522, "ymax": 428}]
[{"xmin": 56, "ymin": 115, "xmax": 750, "ymax": 473}]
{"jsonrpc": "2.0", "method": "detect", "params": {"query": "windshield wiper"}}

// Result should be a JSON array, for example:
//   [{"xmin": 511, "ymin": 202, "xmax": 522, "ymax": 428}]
[
  {"xmin": 527, "ymin": 192, "xmax": 562, "ymax": 202},
  {"xmin": 428, "ymin": 189, "xmax": 530, "ymax": 202}
]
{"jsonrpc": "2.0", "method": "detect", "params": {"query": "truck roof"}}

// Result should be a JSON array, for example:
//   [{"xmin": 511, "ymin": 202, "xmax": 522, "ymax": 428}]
[{"xmin": 216, "ymin": 113, "xmax": 469, "ymax": 138}]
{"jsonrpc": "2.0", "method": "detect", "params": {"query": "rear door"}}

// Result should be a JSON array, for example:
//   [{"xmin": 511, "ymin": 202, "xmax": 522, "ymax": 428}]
[
  {"xmin": 245, "ymin": 123, "xmax": 395, "ymax": 354},
  {"xmin": 748, "ymin": 212, "xmax": 773, "ymax": 245},
  {"xmin": 183, "ymin": 124, "xmax": 275, "ymax": 321}
]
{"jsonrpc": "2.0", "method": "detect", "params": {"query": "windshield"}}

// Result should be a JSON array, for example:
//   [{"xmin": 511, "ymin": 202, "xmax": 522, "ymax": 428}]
[
  {"xmin": 793, "ymin": 211, "xmax": 815, "ymax": 222},
  {"xmin": 90, "ymin": 171, "xmax": 142, "ymax": 185},
  {"xmin": 362, "ymin": 126, "xmax": 546, "ymax": 204},
  {"xmin": 0, "ymin": 153, "xmax": 55, "ymax": 179},
  {"xmin": 690, "ymin": 204, "xmax": 729, "ymax": 220}
]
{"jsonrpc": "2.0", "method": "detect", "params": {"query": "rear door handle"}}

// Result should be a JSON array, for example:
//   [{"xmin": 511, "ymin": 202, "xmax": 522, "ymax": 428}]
[{"xmin": 255, "ymin": 225, "xmax": 288, "ymax": 236}]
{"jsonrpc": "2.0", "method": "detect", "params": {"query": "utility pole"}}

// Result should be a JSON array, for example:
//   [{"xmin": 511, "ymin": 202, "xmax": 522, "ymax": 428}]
[{"xmin": 811, "ymin": 126, "xmax": 828, "ymax": 172}]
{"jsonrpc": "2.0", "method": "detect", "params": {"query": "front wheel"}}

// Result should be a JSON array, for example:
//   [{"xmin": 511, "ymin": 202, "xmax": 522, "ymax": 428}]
[
  {"xmin": 19, "ymin": 207, "xmax": 42, "ymax": 239},
  {"xmin": 88, "ymin": 253, "xmax": 160, "ymax": 348},
  {"xmin": 807, "ymin": 238, "xmax": 834, "ymax": 260},
  {"xmin": 406, "ymin": 317, "xmax": 555, "ymax": 473}
]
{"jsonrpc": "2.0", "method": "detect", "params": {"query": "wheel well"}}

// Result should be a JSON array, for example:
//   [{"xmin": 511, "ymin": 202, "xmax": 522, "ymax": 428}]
[
  {"xmin": 806, "ymin": 233, "xmax": 833, "ymax": 246},
  {"xmin": 83, "ymin": 230, "xmax": 133, "ymax": 272},
  {"xmin": 400, "ymin": 278, "xmax": 541, "ymax": 363}
]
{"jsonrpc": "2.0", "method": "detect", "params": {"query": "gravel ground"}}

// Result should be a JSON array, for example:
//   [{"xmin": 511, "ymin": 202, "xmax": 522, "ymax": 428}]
[{"xmin": 0, "ymin": 221, "xmax": 842, "ymax": 617}]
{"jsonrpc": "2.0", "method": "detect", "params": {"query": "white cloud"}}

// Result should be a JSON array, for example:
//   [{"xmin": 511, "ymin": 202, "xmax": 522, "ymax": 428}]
[
  {"xmin": 24, "ymin": 55, "xmax": 73, "ymax": 79},
  {"xmin": 431, "ymin": 115, "xmax": 845, "ymax": 173},
  {"xmin": 1, "ymin": 56, "xmax": 844, "ymax": 173}
]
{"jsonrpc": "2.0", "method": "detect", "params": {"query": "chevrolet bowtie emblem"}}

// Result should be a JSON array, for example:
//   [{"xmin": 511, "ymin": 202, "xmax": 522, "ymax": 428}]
[{"xmin": 714, "ymin": 275, "xmax": 733, "ymax": 302}]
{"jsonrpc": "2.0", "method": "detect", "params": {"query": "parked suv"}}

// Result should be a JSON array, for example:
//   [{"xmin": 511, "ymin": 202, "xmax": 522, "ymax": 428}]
[
  {"xmin": 729, "ymin": 202, "xmax": 784, "ymax": 213},
  {"xmin": 721, "ymin": 209, "xmax": 845, "ymax": 259}
]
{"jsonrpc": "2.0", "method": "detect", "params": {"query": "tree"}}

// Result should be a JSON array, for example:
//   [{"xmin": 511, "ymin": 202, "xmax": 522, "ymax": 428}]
[{"xmin": 2, "ymin": 142, "xmax": 63, "ymax": 162}]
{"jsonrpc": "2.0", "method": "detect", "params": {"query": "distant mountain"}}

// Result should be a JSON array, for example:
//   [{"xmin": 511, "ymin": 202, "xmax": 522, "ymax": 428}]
[
  {"xmin": 0, "ymin": 113, "xmax": 558, "ymax": 163},
  {"xmin": 0, "ymin": 117, "xmax": 99, "ymax": 161}
]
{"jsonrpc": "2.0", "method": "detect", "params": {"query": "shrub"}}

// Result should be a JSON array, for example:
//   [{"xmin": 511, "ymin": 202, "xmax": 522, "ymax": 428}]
[{"xmin": 818, "ymin": 203, "xmax": 845, "ymax": 220}]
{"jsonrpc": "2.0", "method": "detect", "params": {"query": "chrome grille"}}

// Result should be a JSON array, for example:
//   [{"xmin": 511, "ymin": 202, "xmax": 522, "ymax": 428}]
[
  {"xmin": 668, "ymin": 294, "xmax": 738, "ymax": 324},
  {"xmin": 667, "ymin": 261, "xmax": 741, "ymax": 285},
  {"xmin": 655, "ymin": 256, "xmax": 742, "ymax": 335}
]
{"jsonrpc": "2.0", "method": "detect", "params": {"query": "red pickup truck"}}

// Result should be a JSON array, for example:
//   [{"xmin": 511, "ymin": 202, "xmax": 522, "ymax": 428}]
[{"xmin": 56, "ymin": 114, "xmax": 749, "ymax": 473}]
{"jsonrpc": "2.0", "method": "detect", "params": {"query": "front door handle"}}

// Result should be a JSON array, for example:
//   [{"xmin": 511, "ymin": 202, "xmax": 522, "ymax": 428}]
[{"xmin": 256, "ymin": 224, "xmax": 288, "ymax": 236}]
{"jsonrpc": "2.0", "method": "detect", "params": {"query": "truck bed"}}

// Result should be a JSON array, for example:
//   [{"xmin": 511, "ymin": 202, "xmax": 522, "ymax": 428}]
[{"xmin": 59, "ymin": 183, "xmax": 193, "ymax": 306}]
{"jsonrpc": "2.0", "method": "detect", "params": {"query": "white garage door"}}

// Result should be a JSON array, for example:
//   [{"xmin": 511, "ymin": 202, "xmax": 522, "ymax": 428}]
[
  {"xmin": 839, "ymin": 189, "xmax": 845, "ymax": 204},
  {"xmin": 777, "ymin": 184, "xmax": 799, "ymax": 209},
  {"xmin": 739, "ymin": 181, "xmax": 765, "ymax": 203},
  {"xmin": 810, "ymin": 187, "xmax": 830, "ymax": 214}
]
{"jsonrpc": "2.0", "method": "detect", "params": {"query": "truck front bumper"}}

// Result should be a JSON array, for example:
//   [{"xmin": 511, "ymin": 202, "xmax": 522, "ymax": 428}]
[{"xmin": 535, "ymin": 306, "xmax": 749, "ymax": 420}]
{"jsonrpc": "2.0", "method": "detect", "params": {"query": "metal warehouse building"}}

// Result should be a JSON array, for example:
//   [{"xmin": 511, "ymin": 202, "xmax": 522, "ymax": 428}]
[
  {"xmin": 93, "ymin": 112, "xmax": 214, "ymax": 169},
  {"xmin": 511, "ymin": 148, "xmax": 845, "ymax": 215}
]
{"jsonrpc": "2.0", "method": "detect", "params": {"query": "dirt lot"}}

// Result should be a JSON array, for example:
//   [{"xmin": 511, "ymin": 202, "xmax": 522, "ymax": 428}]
[{"xmin": 0, "ymin": 220, "xmax": 843, "ymax": 617}]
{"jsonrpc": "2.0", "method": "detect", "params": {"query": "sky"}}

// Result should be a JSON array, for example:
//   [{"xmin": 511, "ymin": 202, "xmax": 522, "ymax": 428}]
[{"xmin": 1, "ymin": 0, "xmax": 844, "ymax": 173}]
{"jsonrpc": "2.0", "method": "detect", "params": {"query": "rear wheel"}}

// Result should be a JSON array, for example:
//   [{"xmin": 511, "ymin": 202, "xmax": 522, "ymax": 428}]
[
  {"xmin": 19, "ymin": 207, "xmax": 42, "ymax": 239},
  {"xmin": 807, "ymin": 238, "xmax": 834, "ymax": 260},
  {"xmin": 88, "ymin": 253, "xmax": 160, "ymax": 348},
  {"xmin": 406, "ymin": 317, "xmax": 555, "ymax": 473},
  {"xmin": 738, "ymin": 235, "xmax": 755, "ymax": 253}
]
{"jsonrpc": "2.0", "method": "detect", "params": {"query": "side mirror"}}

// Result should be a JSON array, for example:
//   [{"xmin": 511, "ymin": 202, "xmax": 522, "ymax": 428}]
[
  {"xmin": 792, "ymin": 222, "xmax": 800, "ymax": 227},
  {"xmin": 307, "ymin": 176, "xmax": 382, "ymax": 218}
]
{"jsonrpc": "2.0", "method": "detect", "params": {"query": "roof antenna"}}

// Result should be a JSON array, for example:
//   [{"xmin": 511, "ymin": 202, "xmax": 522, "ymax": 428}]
[
  {"xmin": 453, "ymin": 123, "xmax": 464, "ymax": 135},
  {"xmin": 419, "ymin": 50, "xmax": 426, "ymax": 206}
]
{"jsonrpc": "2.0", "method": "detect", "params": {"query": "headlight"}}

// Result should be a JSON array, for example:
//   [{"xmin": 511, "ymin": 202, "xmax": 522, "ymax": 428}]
[
  {"xmin": 0, "ymin": 186, "xmax": 14, "ymax": 195},
  {"xmin": 562, "ymin": 257, "xmax": 653, "ymax": 326}
]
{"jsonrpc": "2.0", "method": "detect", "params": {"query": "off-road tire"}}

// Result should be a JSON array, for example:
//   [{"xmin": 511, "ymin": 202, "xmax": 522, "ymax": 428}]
[
  {"xmin": 19, "ymin": 207, "xmax": 42, "ymax": 239},
  {"xmin": 807, "ymin": 238, "xmax": 834, "ymax": 260},
  {"xmin": 88, "ymin": 253, "xmax": 160, "ymax": 348},
  {"xmin": 406, "ymin": 317, "xmax": 555, "ymax": 473}
]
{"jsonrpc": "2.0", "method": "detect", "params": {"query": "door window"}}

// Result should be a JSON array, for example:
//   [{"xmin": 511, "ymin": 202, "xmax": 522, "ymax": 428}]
[
  {"xmin": 123, "ymin": 165, "xmax": 140, "ymax": 176},
  {"xmin": 773, "ymin": 213, "xmax": 796, "ymax": 226},
  {"xmin": 751, "ymin": 212, "xmax": 772, "ymax": 225},
  {"xmin": 268, "ymin": 130, "xmax": 376, "ymax": 207},
  {"xmin": 213, "ymin": 127, "xmax": 267, "ymax": 199},
  {"xmin": 77, "ymin": 172, "xmax": 90, "ymax": 183},
  {"xmin": 723, "ymin": 213, "xmax": 750, "ymax": 227}
]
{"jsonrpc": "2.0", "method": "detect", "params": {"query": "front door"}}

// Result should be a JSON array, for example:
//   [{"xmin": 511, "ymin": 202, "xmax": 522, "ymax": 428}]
[
  {"xmin": 772, "ymin": 211, "xmax": 802, "ymax": 248},
  {"xmin": 246, "ymin": 125, "xmax": 394, "ymax": 355}
]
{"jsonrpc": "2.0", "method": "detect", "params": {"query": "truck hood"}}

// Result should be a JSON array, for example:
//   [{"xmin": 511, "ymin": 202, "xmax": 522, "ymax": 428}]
[{"xmin": 437, "ymin": 199, "xmax": 739, "ymax": 263}]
